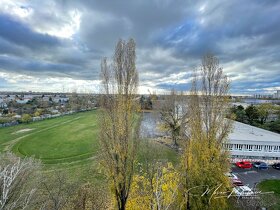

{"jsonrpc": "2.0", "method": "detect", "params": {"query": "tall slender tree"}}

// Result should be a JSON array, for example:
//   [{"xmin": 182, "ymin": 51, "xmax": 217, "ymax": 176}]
[
  {"xmin": 99, "ymin": 39, "xmax": 139, "ymax": 210},
  {"xmin": 181, "ymin": 54, "xmax": 232, "ymax": 210}
]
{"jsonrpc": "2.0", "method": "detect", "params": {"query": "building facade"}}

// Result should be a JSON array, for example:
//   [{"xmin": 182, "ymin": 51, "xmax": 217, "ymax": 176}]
[{"xmin": 224, "ymin": 121, "xmax": 280, "ymax": 160}]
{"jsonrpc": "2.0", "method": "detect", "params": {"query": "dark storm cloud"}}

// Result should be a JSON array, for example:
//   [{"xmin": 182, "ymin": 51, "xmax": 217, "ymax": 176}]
[
  {"xmin": 75, "ymin": 0, "xmax": 188, "ymax": 48},
  {"xmin": 161, "ymin": 1, "xmax": 280, "ymax": 62},
  {"xmin": 0, "ymin": 14, "xmax": 61, "ymax": 50},
  {"xmin": 0, "ymin": 55, "xmax": 86, "ymax": 78},
  {"xmin": 0, "ymin": 37, "xmax": 26, "ymax": 57},
  {"xmin": 0, "ymin": 0, "xmax": 279, "ymax": 93}
]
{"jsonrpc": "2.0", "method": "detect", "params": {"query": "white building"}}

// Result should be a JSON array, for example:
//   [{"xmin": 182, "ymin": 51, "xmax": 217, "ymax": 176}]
[
  {"xmin": 272, "ymin": 90, "xmax": 280, "ymax": 99},
  {"xmin": 224, "ymin": 121, "xmax": 280, "ymax": 160},
  {"xmin": 0, "ymin": 102, "xmax": 7, "ymax": 108},
  {"xmin": 231, "ymin": 102, "xmax": 250, "ymax": 109},
  {"xmin": 53, "ymin": 96, "xmax": 69, "ymax": 104},
  {"xmin": 16, "ymin": 99, "xmax": 30, "ymax": 104}
]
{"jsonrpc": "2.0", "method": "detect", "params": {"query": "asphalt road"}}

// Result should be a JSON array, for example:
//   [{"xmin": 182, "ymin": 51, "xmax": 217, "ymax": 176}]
[{"xmin": 231, "ymin": 164, "xmax": 280, "ymax": 188}]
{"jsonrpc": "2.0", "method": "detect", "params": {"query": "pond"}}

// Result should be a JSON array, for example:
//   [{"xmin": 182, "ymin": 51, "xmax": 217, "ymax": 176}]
[{"xmin": 139, "ymin": 112, "xmax": 165, "ymax": 138}]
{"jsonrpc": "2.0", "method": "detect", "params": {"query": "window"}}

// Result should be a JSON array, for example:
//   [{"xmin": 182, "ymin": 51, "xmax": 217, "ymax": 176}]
[
  {"xmin": 233, "ymin": 144, "xmax": 243, "ymax": 151},
  {"xmin": 245, "ymin": 145, "xmax": 253, "ymax": 151},
  {"xmin": 248, "ymin": 145, "xmax": 253, "ymax": 151},
  {"xmin": 265, "ymin": 145, "xmax": 273, "ymax": 152},
  {"xmin": 236, "ymin": 144, "xmax": 243, "ymax": 151},
  {"xmin": 223, "ymin": 144, "xmax": 233, "ymax": 151},
  {"xmin": 255, "ymin": 145, "xmax": 262, "ymax": 151},
  {"xmin": 274, "ymin": 146, "xmax": 278, "ymax": 152}
]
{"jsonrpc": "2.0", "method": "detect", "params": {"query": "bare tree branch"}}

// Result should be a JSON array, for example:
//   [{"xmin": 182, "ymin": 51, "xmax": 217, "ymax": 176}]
[{"xmin": 0, "ymin": 153, "xmax": 41, "ymax": 210}]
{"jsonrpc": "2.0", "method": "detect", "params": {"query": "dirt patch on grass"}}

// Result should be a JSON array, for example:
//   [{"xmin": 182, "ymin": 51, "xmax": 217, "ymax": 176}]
[
  {"xmin": 154, "ymin": 137, "xmax": 182, "ymax": 153},
  {"xmin": 13, "ymin": 128, "xmax": 34, "ymax": 134}
]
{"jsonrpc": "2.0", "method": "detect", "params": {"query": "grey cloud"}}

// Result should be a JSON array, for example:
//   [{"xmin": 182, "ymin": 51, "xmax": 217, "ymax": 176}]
[
  {"xmin": 0, "ymin": 0, "xmax": 279, "ymax": 93},
  {"xmin": 0, "ymin": 14, "xmax": 61, "ymax": 50}
]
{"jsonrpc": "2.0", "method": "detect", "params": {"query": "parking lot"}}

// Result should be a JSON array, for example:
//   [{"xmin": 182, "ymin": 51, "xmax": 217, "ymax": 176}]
[{"xmin": 232, "ymin": 164, "xmax": 280, "ymax": 188}]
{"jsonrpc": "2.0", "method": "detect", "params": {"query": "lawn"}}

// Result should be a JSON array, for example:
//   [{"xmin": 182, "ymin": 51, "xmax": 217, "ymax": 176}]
[
  {"xmin": 0, "ymin": 110, "xmax": 178, "ymax": 166},
  {"xmin": 0, "ymin": 109, "xmax": 179, "ymax": 199},
  {"xmin": 11, "ymin": 111, "xmax": 99, "ymax": 164},
  {"xmin": 0, "ymin": 111, "xmax": 99, "ymax": 163},
  {"xmin": 258, "ymin": 179, "xmax": 280, "ymax": 209},
  {"xmin": 0, "ymin": 113, "xmax": 90, "ymax": 152}
]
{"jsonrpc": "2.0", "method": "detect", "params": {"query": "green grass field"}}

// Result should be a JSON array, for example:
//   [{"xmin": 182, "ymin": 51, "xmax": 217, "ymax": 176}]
[
  {"xmin": 0, "ymin": 110, "xmax": 178, "ymax": 167},
  {"xmin": 258, "ymin": 179, "xmax": 280, "ymax": 209},
  {"xmin": 0, "ymin": 111, "xmax": 99, "ymax": 164}
]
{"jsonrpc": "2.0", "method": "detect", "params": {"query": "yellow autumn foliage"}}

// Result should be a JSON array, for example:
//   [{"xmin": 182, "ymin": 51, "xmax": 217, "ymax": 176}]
[{"xmin": 127, "ymin": 162, "xmax": 180, "ymax": 210}]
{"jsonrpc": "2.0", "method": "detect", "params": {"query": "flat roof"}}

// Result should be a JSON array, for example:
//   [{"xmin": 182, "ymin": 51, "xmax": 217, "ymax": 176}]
[{"xmin": 229, "ymin": 121, "xmax": 280, "ymax": 144}]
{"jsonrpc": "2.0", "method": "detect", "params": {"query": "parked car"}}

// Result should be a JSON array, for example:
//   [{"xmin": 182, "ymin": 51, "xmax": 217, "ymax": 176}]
[
  {"xmin": 225, "ymin": 172, "xmax": 238, "ymax": 180},
  {"xmin": 225, "ymin": 172, "xmax": 243, "ymax": 186},
  {"xmin": 236, "ymin": 161, "xmax": 253, "ymax": 169},
  {"xmin": 258, "ymin": 162, "xmax": 269, "ymax": 170},
  {"xmin": 253, "ymin": 162, "xmax": 268, "ymax": 170},
  {"xmin": 272, "ymin": 163, "xmax": 280, "ymax": 170},
  {"xmin": 232, "ymin": 179, "xmax": 244, "ymax": 186},
  {"xmin": 233, "ymin": 186, "xmax": 254, "ymax": 197}
]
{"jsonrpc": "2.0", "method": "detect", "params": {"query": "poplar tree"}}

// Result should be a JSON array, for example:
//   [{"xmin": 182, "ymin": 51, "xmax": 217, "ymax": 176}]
[
  {"xmin": 181, "ymin": 54, "xmax": 232, "ymax": 210},
  {"xmin": 99, "ymin": 39, "xmax": 139, "ymax": 210}
]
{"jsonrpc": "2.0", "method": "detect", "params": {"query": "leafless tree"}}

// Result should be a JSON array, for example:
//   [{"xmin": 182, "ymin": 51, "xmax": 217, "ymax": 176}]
[
  {"xmin": 0, "ymin": 153, "xmax": 41, "ymax": 210},
  {"xmin": 99, "ymin": 38, "xmax": 139, "ymax": 210},
  {"xmin": 71, "ymin": 183, "xmax": 111, "ymax": 210},
  {"xmin": 68, "ymin": 91, "xmax": 79, "ymax": 112},
  {"xmin": 159, "ymin": 89, "xmax": 185, "ymax": 147},
  {"xmin": 39, "ymin": 171, "xmax": 76, "ymax": 210}
]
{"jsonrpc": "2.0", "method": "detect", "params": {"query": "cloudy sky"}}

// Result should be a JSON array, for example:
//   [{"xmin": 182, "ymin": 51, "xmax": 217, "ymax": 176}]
[{"xmin": 0, "ymin": 0, "xmax": 279, "ymax": 94}]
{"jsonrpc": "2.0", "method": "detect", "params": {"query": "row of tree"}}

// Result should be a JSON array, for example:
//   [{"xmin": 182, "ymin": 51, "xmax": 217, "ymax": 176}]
[
  {"xmin": 231, "ymin": 104, "xmax": 280, "ymax": 133},
  {"xmin": 231, "ymin": 104, "xmax": 278, "ymax": 124},
  {"xmin": 98, "ymin": 39, "xmax": 237, "ymax": 209}
]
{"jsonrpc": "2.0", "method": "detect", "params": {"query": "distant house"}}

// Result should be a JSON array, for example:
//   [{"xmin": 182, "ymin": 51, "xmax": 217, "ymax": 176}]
[
  {"xmin": 231, "ymin": 102, "xmax": 250, "ymax": 109},
  {"xmin": 16, "ymin": 99, "xmax": 31, "ymax": 104},
  {"xmin": 4, "ymin": 95, "xmax": 15, "ymax": 102},
  {"xmin": 0, "ymin": 102, "xmax": 7, "ymax": 108},
  {"xmin": 13, "ymin": 115, "xmax": 22, "ymax": 119},
  {"xmin": 42, "ymin": 96, "xmax": 50, "ymax": 102},
  {"xmin": 53, "ymin": 96, "xmax": 69, "ymax": 104},
  {"xmin": 50, "ymin": 108, "xmax": 59, "ymax": 114},
  {"xmin": 32, "ymin": 116, "xmax": 42, "ymax": 121}
]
